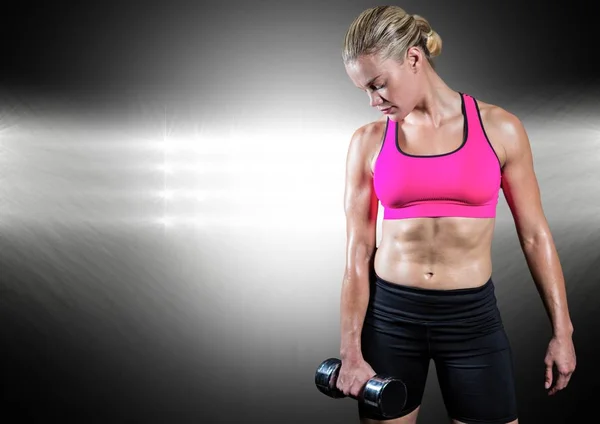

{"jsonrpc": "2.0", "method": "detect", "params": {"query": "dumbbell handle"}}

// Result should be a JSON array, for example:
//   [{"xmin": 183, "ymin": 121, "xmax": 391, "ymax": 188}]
[
  {"xmin": 333, "ymin": 374, "xmax": 379, "ymax": 402},
  {"xmin": 326, "ymin": 371, "xmax": 360, "ymax": 400},
  {"xmin": 341, "ymin": 374, "xmax": 401, "ymax": 408}
]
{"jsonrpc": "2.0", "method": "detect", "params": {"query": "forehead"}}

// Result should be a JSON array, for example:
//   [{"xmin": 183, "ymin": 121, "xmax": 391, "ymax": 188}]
[{"xmin": 345, "ymin": 54, "xmax": 394, "ymax": 88}]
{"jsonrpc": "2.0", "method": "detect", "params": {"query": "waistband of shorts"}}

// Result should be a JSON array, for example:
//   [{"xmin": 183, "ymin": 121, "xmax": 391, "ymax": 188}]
[{"xmin": 373, "ymin": 271, "xmax": 494, "ymax": 297}]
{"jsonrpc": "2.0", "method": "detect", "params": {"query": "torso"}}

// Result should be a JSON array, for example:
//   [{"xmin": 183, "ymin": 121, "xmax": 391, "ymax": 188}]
[{"xmin": 366, "ymin": 94, "xmax": 507, "ymax": 290}]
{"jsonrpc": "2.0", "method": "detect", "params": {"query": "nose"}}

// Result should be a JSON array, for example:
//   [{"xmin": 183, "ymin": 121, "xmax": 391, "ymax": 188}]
[{"xmin": 368, "ymin": 91, "xmax": 383, "ymax": 108}]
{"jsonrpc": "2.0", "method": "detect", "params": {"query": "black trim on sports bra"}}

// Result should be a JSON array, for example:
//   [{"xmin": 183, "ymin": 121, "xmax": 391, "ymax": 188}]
[
  {"xmin": 370, "ymin": 118, "xmax": 390, "ymax": 174},
  {"xmin": 395, "ymin": 92, "xmax": 468, "ymax": 158},
  {"xmin": 473, "ymin": 98, "xmax": 503, "ymax": 171},
  {"xmin": 377, "ymin": 117, "xmax": 390, "ymax": 157}
]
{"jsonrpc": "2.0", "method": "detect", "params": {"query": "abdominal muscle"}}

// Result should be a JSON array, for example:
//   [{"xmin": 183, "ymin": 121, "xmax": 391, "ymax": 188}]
[{"xmin": 374, "ymin": 217, "xmax": 496, "ymax": 290}]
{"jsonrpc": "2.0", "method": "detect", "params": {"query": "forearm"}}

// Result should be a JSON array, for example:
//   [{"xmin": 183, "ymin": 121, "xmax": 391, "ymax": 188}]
[
  {"xmin": 521, "ymin": 232, "xmax": 573, "ymax": 337},
  {"xmin": 339, "ymin": 261, "xmax": 372, "ymax": 361}
]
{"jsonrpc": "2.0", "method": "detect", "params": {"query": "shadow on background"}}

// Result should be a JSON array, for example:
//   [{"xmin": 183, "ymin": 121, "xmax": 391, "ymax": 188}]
[{"xmin": 1, "ymin": 224, "xmax": 599, "ymax": 423}]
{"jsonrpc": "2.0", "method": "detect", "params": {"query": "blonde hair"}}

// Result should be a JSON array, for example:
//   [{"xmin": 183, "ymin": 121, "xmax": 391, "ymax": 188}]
[{"xmin": 342, "ymin": 6, "xmax": 442, "ymax": 67}]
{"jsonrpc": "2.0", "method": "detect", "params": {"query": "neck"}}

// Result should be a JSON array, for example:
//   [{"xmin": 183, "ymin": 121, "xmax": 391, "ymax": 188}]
[{"xmin": 408, "ymin": 69, "xmax": 459, "ymax": 127}]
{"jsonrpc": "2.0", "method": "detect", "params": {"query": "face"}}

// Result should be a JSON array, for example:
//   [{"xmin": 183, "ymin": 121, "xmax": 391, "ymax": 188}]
[{"xmin": 345, "ymin": 47, "xmax": 423, "ymax": 120}]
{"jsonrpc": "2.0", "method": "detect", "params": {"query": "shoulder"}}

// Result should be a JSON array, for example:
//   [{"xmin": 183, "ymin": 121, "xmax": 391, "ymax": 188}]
[
  {"xmin": 347, "ymin": 117, "xmax": 388, "ymax": 171},
  {"xmin": 349, "ymin": 116, "xmax": 388, "ymax": 147},
  {"xmin": 475, "ymin": 98, "xmax": 531, "ymax": 161}
]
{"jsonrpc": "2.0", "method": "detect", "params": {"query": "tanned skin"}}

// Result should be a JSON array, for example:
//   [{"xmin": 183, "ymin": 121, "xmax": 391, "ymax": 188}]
[{"xmin": 337, "ymin": 46, "xmax": 576, "ymax": 424}]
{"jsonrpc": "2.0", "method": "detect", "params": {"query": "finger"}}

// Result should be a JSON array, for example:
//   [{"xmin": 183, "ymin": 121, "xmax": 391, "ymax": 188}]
[
  {"xmin": 548, "ymin": 374, "xmax": 570, "ymax": 395},
  {"xmin": 545, "ymin": 365, "xmax": 553, "ymax": 390},
  {"xmin": 350, "ymin": 383, "xmax": 363, "ymax": 398},
  {"xmin": 555, "ymin": 371, "xmax": 571, "ymax": 391},
  {"xmin": 341, "ymin": 379, "xmax": 353, "ymax": 395},
  {"xmin": 336, "ymin": 377, "xmax": 347, "ymax": 394}
]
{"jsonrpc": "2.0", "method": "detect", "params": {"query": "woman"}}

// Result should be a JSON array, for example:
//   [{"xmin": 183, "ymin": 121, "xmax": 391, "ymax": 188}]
[{"xmin": 336, "ymin": 6, "xmax": 576, "ymax": 424}]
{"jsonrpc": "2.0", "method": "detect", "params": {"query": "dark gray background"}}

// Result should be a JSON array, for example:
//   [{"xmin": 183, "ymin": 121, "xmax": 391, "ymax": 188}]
[{"xmin": 1, "ymin": 1, "xmax": 598, "ymax": 422}]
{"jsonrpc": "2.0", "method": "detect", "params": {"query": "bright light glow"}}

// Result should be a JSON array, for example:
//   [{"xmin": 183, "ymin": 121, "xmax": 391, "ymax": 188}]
[
  {"xmin": 154, "ymin": 160, "xmax": 340, "ymax": 175},
  {"xmin": 157, "ymin": 126, "xmax": 354, "ymax": 229},
  {"xmin": 158, "ymin": 216, "xmax": 174, "ymax": 227},
  {"xmin": 158, "ymin": 190, "xmax": 174, "ymax": 200},
  {"xmin": 155, "ymin": 189, "xmax": 340, "ymax": 202},
  {"xmin": 158, "ymin": 164, "xmax": 173, "ymax": 173}
]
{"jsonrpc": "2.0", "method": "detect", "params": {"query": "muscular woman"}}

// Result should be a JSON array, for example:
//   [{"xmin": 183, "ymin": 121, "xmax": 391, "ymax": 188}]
[{"xmin": 335, "ymin": 6, "xmax": 576, "ymax": 424}]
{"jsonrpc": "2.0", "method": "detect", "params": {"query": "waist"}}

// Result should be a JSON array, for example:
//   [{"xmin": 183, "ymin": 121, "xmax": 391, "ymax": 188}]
[{"xmin": 367, "ymin": 272, "xmax": 499, "ymax": 324}]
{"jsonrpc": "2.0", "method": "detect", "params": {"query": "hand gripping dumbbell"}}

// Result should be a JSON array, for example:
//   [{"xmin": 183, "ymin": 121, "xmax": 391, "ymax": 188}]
[{"xmin": 314, "ymin": 358, "xmax": 407, "ymax": 418}]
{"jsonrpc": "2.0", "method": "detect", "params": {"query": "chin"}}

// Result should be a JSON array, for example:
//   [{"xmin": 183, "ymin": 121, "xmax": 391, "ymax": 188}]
[{"xmin": 388, "ymin": 110, "xmax": 404, "ymax": 121}]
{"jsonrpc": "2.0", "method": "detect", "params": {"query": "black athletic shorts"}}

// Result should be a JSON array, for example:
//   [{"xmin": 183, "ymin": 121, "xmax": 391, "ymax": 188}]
[{"xmin": 359, "ymin": 272, "xmax": 518, "ymax": 423}]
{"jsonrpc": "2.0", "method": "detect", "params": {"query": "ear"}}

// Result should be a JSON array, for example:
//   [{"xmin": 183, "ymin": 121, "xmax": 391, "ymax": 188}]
[{"xmin": 405, "ymin": 46, "xmax": 423, "ymax": 72}]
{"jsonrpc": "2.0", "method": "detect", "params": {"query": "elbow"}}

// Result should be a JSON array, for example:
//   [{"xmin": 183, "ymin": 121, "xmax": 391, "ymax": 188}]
[
  {"xmin": 345, "ymin": 241, "xmax": 376, "ymax": 282},
  {"xmin": 519, "ymin": 228, "xmax": 551, "ymax": 251}
]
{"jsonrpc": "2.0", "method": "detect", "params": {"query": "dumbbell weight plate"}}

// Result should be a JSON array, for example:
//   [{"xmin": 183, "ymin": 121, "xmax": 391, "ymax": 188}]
[
  {"xmin": 362, "ymin": 375, "xmax": 407, "ymax": 418},
  {"xmin": 314, "ymin": 358, "xmax": 345, "ymax": 398}
]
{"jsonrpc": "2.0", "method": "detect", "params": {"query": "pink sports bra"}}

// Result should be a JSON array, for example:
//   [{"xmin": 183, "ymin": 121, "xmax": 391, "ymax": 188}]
[{"xmin": 373, "ymin": 92, "xmax": 502, "ymax": 220}]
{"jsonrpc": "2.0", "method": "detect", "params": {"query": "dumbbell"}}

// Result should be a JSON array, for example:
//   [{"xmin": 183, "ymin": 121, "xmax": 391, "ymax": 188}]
[{"xmin": 314, "ymin": 358, "xmax": 407, "ymax": 418}]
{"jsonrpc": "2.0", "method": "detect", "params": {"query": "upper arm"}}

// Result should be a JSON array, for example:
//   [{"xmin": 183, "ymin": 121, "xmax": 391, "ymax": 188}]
[
  {"xmin": 343, "ymin": 124, "xmax": 381, "ymax": 273},
  {"xmin": 485, "ymin": 106, "xmax": 550, "ymax": 244}
]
